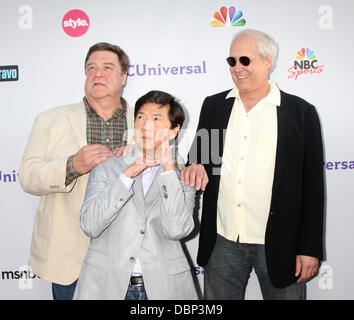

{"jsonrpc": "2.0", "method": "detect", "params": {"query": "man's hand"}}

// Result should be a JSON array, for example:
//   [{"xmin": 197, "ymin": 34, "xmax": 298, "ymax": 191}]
[
  {"xmin": 180, "ymin": 164, "xmax": 209, "ymax": 191},
  {"xmin": 295, "ymin": 255, "xmax": 319, "ymax": 283},
  {"xmin": 160, "ymin": 131, "xmax": 175, "ymax": 172},
  {"xmin": 113, "ymin": 144, "xmax": 135, "ymax": 157},
  {"xmin": 72, "ymin": 144, "xmax": 112, "ymax": 175},
  {"xmin": 123, "ymin": 157, "xmax": 160, "ymax": 178}
]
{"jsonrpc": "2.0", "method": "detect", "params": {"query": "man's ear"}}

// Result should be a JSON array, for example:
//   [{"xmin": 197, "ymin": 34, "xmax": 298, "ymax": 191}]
[
  {"xmin": 266, "ymin": 56, "xmax": 272, "ymax": 71},
  {"xmin": 121, "ymin": 72, "xmax": 128, "ymax": 87},
  {"xmin": 170, "ymin": 124, "xmax": 180, "ymax": 139}
]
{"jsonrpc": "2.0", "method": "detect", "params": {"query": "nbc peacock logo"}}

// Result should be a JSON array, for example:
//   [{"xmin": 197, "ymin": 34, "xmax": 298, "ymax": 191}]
[
  {"xmin": 296, "ymin": 48, "xmax": 316, "ymax": 61},
  {"xmin": 211, "ymin": 6, "xmax": 246, "ymax": 27},
  {"xmin": 288, "ymin": 48, "xmax": 325, "ymax": 80}
]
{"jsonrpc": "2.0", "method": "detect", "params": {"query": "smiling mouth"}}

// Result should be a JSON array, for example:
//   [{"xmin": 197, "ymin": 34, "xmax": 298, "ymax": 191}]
[{"xmin": 236, "ymin": 74, "xmax": 248, "ymax": 79}]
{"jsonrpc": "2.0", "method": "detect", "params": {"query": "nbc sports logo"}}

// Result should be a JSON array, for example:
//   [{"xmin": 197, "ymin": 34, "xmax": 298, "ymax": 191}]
[
  {"xmin": 288, "ymin": 48, "xmax": 324, "ymax": 80},
  {"xmin": 211, "ymin": 6, "xmax": 246, "ymax": 27}
]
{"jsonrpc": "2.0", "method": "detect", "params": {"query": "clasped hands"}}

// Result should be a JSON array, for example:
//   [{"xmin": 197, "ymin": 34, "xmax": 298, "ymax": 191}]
[
  {"xmin": 123, "ymin": 142, "xmax": 175, "ymax": 179},
  {"xmin": 72, "ymin": 133, "xmax": 175, "ymax": 179}
]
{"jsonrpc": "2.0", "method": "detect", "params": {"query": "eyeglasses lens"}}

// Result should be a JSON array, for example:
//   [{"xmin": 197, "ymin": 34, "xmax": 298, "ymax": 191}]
[
  {"xmin": 226, "ymin": 57, "xmax": 236, "ymax": 67},
  {"xmin": 226, "ymin": 56, "xmax": 250, "ymax": 67},
  {"xmin": 239, "ymin": 56, "xmax": 250, "ymax": 66}
]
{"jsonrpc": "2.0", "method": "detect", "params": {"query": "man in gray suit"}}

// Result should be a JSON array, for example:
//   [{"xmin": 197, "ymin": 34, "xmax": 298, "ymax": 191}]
[{"xmin": 74, "ymin": 90, "xmax": 197, "ymax": 300}]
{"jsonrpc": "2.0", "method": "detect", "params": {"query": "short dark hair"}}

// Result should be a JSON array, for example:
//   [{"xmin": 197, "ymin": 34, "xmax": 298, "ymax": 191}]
[
  {"xmin": 84, "ymin": 42, "xmax": 130, "ymax": 73},
  {"xmin": 134, "ymin": 90, "xmax": 185, "ymax": 130}
]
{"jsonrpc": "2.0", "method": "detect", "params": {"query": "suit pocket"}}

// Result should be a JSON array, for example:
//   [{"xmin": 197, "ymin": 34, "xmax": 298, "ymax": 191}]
[
  {"xmin": 166, "ymin": 257, "xmax": 195, "ymax": 299},
  {"xmin": 77, "ymin": 248, "xmax": 108, "ymax": 299},
  {"xmin": 167, "ymin": 256, "xmax": 191, "ymax": 275},
  {"xmin": 83, "ymin": 248, "xmax": 108, "ymax": 269}
]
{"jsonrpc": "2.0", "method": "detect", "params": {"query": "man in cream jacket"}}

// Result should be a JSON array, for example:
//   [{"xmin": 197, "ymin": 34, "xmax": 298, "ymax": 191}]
[{"xmin": 19, "ymin": 42, "xmax": 134, "ymax": 299}]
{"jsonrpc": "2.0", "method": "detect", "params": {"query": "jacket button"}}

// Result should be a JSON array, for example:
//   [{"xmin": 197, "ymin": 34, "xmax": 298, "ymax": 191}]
[
  {"xmin": 115, "ymin": 199, "xmax": 124, "ymax": 209},
  {"xmin": 269, "ymin": 211, "xmax": 274, "ymax": 215},
  {"xmin": 140, "ymin": 230, "xmax": 145, "ymax": 235},
  {"xmin": 129, "ymin": 257, "xmax": 135, "ymax": 263}
]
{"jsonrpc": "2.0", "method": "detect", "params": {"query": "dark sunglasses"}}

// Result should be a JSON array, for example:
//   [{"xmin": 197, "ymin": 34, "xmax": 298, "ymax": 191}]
[{"xmin": 226, "ymin": 56, "xmax": 251, "ymax": 67}]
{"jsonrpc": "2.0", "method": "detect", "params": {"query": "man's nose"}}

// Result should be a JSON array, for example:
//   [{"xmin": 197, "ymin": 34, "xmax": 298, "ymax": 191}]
[
  {"xmin": 93, "ymin": 67, "xmax": 104, "ymax": 77},
  {"xmin": 143, "ymin": 121, "xmax": 154, "ymax": 131},
  {"xmin": 233, "ymin": 61, "xmax": 244, "ymax": 72}
]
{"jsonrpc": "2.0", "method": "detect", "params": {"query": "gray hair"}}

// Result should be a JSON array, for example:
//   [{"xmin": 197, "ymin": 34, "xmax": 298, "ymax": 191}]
[{"xmin": 231, "ymin": 29, "xmax": 279, "ymax": 73}]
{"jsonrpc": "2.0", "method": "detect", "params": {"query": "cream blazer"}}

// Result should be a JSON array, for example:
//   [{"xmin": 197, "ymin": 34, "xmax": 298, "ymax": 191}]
[{"xmin": 19, "ymin": 101, "xmax": 135, "ymax": 285}]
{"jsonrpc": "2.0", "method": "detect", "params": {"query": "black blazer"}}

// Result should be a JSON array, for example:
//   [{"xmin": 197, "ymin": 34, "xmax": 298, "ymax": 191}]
[{"xmin": 188, "ymin": 89, "xmax": 325, "ymax": 288}]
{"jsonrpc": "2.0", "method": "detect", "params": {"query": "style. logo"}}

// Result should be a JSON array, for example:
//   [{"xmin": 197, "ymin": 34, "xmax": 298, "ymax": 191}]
[
  {"xmin": 288, "ymin": 48, "xmax": 324, "ymax": 80},
  {"xmin": 62, "ymin": 9, "xmax": 90, "ymax": 37},
  {"xmin": 211, "ymin": 6, "xmax": 246, "ymax": 27}
]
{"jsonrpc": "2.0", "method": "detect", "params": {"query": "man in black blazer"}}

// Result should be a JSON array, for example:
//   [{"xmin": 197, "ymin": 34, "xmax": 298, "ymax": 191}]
[{"xmin": 181, "ymin": 29, "xmax": 325, "ymax": 299}]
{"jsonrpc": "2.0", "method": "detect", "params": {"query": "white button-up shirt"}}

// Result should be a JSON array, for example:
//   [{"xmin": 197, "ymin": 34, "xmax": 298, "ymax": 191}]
[{"xmin": 217, "ymin": 81, "xmax": 281, "ymax": 244}]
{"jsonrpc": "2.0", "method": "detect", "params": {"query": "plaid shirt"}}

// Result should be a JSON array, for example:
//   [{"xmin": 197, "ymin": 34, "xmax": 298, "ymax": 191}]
[{"xmin": 65, "ymin": 97, "xmax": 128, "ymax": 185}]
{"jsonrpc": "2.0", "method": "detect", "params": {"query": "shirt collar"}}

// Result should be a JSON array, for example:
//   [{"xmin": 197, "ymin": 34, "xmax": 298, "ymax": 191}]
[
  {"xmin": 83, "ymin": 97, "xmax": 127, "ymax": 119},
  {"xmin": 226, "ymin": 81, "xmax": 281, "ymax": 107},
  {"xmin": 136, "ymin": 150, "xmax": 161, "ymax": 174}
]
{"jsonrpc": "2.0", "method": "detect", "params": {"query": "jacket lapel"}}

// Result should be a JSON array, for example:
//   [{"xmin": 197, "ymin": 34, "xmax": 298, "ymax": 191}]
[
  {"xmin": 132, "ymin": 173, "xmax": 146, "ymax": 216},
  {"xmin": 210, "ymin": 94, "xmax": 235, "ymax": 181},
  {"xmin": 271, "ymin": 91, "xmax": 289, "ymax": 210},
  {"xmin": 219, "ymin": 95, "xmax": 236, "ymax": 159},
  {"xmin": 126, "ymin": 106, "xmax": 135, "ymax": 144},
  {"xmin": 121, "ymin": 147, "xmax": 146, "ymax": 215},
  {"xmin": 67, "ymin": 102, "xmax": 87, "ymax": 148},
  {"xmin": 143, "ymin": 165, "xmax": 164, "ymax": 214}
]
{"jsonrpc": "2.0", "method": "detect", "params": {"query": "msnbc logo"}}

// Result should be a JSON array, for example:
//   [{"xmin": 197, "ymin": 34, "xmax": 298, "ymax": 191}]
[
  {"xmin": 288, "ymin": 48, "xmax": 324, "ymax": 80},
  {"xmin": 211, "ymin": 6, "xmax": 246, "ymax": 27}
]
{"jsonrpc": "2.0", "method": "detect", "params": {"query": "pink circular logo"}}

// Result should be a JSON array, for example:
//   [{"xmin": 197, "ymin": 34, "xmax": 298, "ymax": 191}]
[{"xmin": 62, "ymin": 9, "xmax": 90, "ymax": 37}]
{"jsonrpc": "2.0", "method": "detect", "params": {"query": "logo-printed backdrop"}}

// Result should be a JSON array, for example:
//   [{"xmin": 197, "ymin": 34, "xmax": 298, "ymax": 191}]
[{"xmin": 1, "ymin": 0, "xmax": 352, "ymax": 299}]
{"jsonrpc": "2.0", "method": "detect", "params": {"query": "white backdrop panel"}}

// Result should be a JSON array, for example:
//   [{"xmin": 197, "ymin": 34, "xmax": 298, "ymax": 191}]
[{"xmin": 0, "ymin": 0, "xmax": 353, "ymax": 299}]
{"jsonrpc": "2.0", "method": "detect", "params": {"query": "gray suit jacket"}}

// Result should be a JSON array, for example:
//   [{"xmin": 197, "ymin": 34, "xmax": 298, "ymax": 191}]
[{"xmin": 74, "ymin": 148, "xmax": 197, "ymax": 300}]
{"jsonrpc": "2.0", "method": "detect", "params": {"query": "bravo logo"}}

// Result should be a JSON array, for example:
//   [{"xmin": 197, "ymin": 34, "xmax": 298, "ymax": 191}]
[
  {"xmin": 62, "ymin": 9, "xmax": 90, "ymax": 37},
  {"xmin": 0, "ymin": 66, "xmax": 19, "ymax": 82}
]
